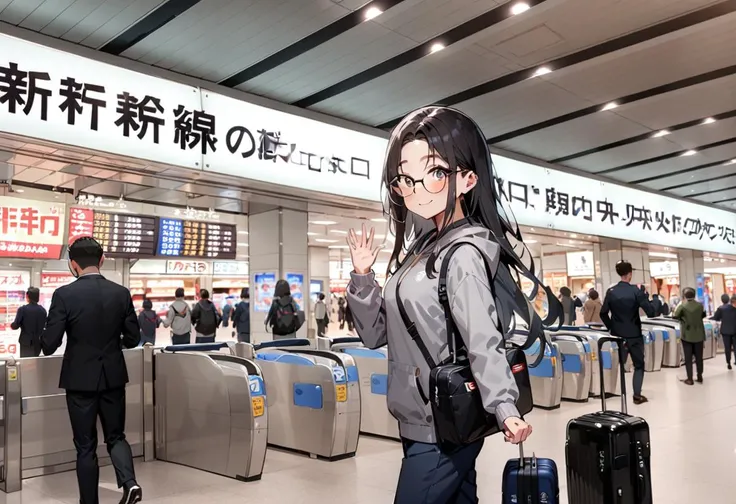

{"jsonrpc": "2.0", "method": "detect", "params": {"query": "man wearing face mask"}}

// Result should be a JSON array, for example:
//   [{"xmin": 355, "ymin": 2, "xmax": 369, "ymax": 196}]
[{"xmin": 41, "ymin": 237, "xmax": 143, "ymax": 504}]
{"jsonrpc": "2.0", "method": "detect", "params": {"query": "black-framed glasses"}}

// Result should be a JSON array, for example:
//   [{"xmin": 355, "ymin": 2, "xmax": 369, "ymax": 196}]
[{"xmin": 389, "ymin": 168, "xmax": 461, "ymax": 198}]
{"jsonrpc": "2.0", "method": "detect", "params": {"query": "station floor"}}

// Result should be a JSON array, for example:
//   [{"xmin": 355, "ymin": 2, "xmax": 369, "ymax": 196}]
[{"xmin": 4, "ymin": 355, "xmax": 734, "ymax": 504}]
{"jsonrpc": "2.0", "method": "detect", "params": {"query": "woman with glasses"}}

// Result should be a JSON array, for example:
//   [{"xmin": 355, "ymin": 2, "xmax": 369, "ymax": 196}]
[{"xmin": 345, "ymin": 106, "xmax": 562, "ymax": 503}]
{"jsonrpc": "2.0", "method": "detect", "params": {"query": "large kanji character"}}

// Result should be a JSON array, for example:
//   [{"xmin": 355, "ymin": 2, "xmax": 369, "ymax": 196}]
[
  {"xmin": 173, "ymin": 106, "xmax": 218, "ymax": 154},
  {"xmin": 572, "ymin": 196, "xmax": 593, "ymax": 221},
  {"xmin": 597, "ymin": 199, "xmax": 619, "ymax": 225}
]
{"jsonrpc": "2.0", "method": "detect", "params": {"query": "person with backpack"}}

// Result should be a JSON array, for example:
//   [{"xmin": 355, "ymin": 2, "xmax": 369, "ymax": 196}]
[
  {"xmin": 344, "ymin": 107, "xmax": 563, "ymax": 503},
  {"xmin": 138, "ymin": 299, "xmax": 161, "ymax": 346},
  {"xmin": 265, "ymin": 279, "xmax": 302, "ymax": 340},
  {"xmin": 162, "ymin": 288, "xmax": 192, "ymax": 345},
  {"xmin": 191, "ymin": 289, "xmax": 221, "ymax": 343},
  {"xmin": 232, "ymin": 288, "xmax": 251, "ymax": 343},
  {"xmin": 315, "ymin": 293, "xmax": 329, "ymax": 337}
]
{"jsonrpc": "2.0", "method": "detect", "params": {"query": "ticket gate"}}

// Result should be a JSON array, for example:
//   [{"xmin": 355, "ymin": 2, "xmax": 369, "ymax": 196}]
[
  {"xmin": 643, "ymin": 319, "xmax": 682, "ymax": 368},
  {"xmin": 703, "ymin": 321, "xmax": 715, "ymax": 360},
  {"xmin": 647, "ymin": 327, "xmax": 666, "ymax": 371},
  {"xmin": 154, "ymin": 343, "xmax": 267, "ymax": 481},
  {"xmin": 623, "ymin": 330, "xmax": 656, "ymax": 373},
  {"xmin": 252, "ymin": 339, "xmax": 361, "ymax": 460},
  {"xmin": 12, "ymin": 349, "xmax": 147, "ymax": 481},
  {"xmin": 549, "ymin": 333, "xmax": 592, "ymax": 402},
  {"xmin": 319, "ymin": 337, "xmax": 399, "ymax": 441},
  {"xmin": 514, "ymin": 335, "xmax": 563, "ymax": 410},
  {"xmin": 582, "ymin": 331, "xmax": 621, "ymax": 397}
]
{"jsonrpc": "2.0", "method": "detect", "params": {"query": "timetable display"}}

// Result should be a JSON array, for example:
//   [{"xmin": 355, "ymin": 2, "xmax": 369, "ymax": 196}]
[
  {"xmin": 92, "ymin": 212, "xmax": 158, "ymax": 257},
  {"xmin": 157, "ymin": 219, "xmax": 236, "ymax": 259}
]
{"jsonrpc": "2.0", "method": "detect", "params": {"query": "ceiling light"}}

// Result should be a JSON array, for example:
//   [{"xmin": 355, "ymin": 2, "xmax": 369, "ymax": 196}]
[
  {"xmin": 237, "ymin": 230, "xmax": 248, "ymax": 235},
  {"xmin": 652, "ymin": 129, "xmax": 670, "ymax": 138},
  {"xmin": 525, "ymin": 240, "xmax": 538, "ymax": 244},
  {"xmin": 702, "ymin": 117, "xmax": 716, "ymax": 125},
  {"xmin": 371, "ymin": 217, "xmax": 387, "ymax": 223},
  {"xmin": 310, "ymin": 220, "xmax": 337, "ymax": 226},
  {"xmin": 328, "ymin": 245, "xmax": 349, "ymax": 249},
  {"xmin": 430, "ymin": 42, "xmax": 445, "ymax": 53},
  {"xmin": 569, "ymin": 234, "xmax": 578, "ymax": 238},
  {"xmin": 601, "ymin": 102, "xmax": 618, "ymax": 111},
  {"xmin": 510, "ymin": 2, "xmax": 531, "ymax": 15},
  {"xmin": 532, "ymin": 66, "xmax": 552, "ymax": 77},
  {"xmin": 14, "ymin": 189, "xmax": 24, "ymax": 193},
  {"xmin": 330, "ymin": 230, "xmax": 348, "ymax": 235},
  {"xmin": 682, "ymin": 150, "xmax": 697, "ymax": 156},
  {"xmin": 307, "ymin": 232, "xmax": 319, "ymax": 236},
  {"xmin": 315, "ymin": 239, "xmax": 338, "ymax": 243},
  {"xmin": 364, "ymin": 6, "xmax": 382, "ymax": 20}
]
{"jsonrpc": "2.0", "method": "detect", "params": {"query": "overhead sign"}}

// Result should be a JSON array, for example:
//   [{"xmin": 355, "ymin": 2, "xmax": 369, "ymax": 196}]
[
  {"xmin": 157, "ymin": 218, "xmax": 236, "ymax": 259},
  {"xmin": 492, "ymin": 156, "xmax": 736, "ymax": 256},
  {"xmin": 650, "ymin": 261, "xmax": 679, "ymax": 278},
  {"xmin": 566, "ymin": 251, "xmax": 594, "ymax": 277},
  {"xmin": 201, "ymin": 92, "xmax": 386, "ymax": 201},
  {"xmin": 166, "ymin": 260, "xmax": 210, "ymax": 275},
  {"xmin": 68, "ymin": 207, "xmax": 94, "ymax": 244},
  {"xmin": 0, "ymin": 33, "xmax": 201, "ymax": 170},
  {"xmin": 213, "ymin": 261, "xmax": 248, "ymax": 276},
  {"xmin": 41, "ymin": 272, "xmax": 75, "ymax": 288},
  {"xmin": 92, "ymin": 211, "xmax": 158, "ymax": 257},
  {"xmin": 0, "ymin": 196, "xmax": 65, "ymax": 259}
]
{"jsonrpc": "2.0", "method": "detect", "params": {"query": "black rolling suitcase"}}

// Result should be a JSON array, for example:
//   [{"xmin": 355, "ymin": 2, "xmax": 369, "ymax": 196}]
[{"xmin": 566, "ymin": 336, "xmax": 652, "ymax": 504}]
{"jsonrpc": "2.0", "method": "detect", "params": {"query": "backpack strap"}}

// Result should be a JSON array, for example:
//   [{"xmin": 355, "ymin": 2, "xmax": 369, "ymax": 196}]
[{"xmin": 396, "ymin": 272, "xmax": 437, "ymax": 370}]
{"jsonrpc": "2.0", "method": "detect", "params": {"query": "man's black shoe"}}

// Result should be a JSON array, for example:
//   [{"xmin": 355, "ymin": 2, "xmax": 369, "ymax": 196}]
[
  {"xmin": 120, "ymin": 485, "xmax": 142, "ymax": 504},
  {"xmin": 632, "ymin": 395, "xmax": 648, "ymax": 404},
  {"xmin": 696, "ymin": 376, "xmax": 703, "ymax": 384}
]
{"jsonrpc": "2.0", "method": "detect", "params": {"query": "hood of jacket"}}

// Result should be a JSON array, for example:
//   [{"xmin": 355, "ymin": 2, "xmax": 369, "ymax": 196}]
[{"xmin": 275, "ymin": 295, "xmax": 294, "ymax": 307}]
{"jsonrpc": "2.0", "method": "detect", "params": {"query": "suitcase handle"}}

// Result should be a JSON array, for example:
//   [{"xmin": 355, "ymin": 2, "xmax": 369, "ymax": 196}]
[{"xmin": 596, "ymin": 336, "xmax": 627, "ymax": 414}]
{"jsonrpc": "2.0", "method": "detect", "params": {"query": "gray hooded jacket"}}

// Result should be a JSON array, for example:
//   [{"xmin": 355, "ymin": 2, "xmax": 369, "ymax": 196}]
[
  {"xmin": 347, "ymin": 222, "xmax": 521, "ymax": 444},
  {"xmin": 162, "ymin": 299, "xmax": 192, "ymax": 336}
]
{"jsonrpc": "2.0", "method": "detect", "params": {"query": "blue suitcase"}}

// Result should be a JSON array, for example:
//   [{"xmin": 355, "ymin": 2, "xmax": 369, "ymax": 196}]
[{"xmin": 502, "ymin": 444, "xmax": 559, "ymax": 504}]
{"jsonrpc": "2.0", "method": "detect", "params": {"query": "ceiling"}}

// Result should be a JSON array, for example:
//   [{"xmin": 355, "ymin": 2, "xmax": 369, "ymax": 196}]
[{"xmin": 1, "ymin": 0, "xmax": 736, "ymax": 210}]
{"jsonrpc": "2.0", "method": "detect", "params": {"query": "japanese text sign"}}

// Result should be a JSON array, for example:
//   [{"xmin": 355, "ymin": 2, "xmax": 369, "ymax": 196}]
[
  {"xmin": 67, "ymin": 207, "xmax": 93, "ymax": 244},
  {"xmin": 201, "ymin": 92, "xmax": 386, "ymax": 201},
  {"xmin": 492, "ymin": 156, "xmax": 736, "ymax": 255},
  {"xmin": 165, "ymin": 260, "xmax": 210, "ymax": 275},
  {"xmin": 0, "ymin": 196, "xmax": 65, "ymax": 259},
  {"xmin": 0, "ymin": 33, "xmax": 200, "ymax": 170}
]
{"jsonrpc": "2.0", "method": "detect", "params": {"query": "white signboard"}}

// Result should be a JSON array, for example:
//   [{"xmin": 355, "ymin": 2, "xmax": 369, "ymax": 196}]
[
  {"xmin": 650, "ymin": 261, "xmax": 679, "ymax": 278},
  {"xmin": 213, "ymin": 261, "xmax": 248, "ymax": 276},
  {"xmin": 0, "ymin": 33, "xmax": 200, "ymax": 169},
  {"xmin": 201, "ymin": 92, "xmax": 386, "ymax": 201},
  {"xmin": 566, "ymin": 251, "xmax": 594, "ymax": 277},
  {"xmin": 492, "ymin": 156, "xmax": 736, "ymax": 256}
]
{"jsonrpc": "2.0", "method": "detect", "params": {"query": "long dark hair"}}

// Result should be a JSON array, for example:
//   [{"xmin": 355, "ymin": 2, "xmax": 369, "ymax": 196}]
[
  {"xmin": 274, "ymin": 279, "xmax": 291, "ymax": 298},
  {"xmin": 381, "ymin": 106, "xmax": 562, "ymax": 353}
]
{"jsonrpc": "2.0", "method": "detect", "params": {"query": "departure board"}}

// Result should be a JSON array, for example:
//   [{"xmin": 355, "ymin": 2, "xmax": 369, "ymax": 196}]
[
  {"xmin": 157, "ymin": 218, "xmax": 236, "ymax": 259},
  {"xmin": 92, "ymin": 212, "xmax": 158, "ymax": 257}
]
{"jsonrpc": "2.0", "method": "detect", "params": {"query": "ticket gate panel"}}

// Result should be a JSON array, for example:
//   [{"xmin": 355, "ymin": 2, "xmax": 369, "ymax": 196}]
[
  {"xmin": 18, "ymin": 350, "xmax": 144, "ymax": 479},
  {"xmin": 154, "ymin": 349, "xmax": 267, "ymax": 481},
  {"xmin": 255, "ymin": 345, "xmax": 359, "ymax": 460},
  {"xmin": 650, "ymin": 328, "xmax": 665, "ymax": 371},
  {"xmin": 550, "ymin": 335, "xmax": 591, "ymax": 402},
  {"xmin": 523, "ymin": 340, "xmax": 562, "ymax": 410},
  {"xmin": 644, "ymin": 320, "xmax": 682, "ymax": 368},
  {"xmin": 703, "ymin": 322, "xmax": 715, "ymax": 360},
  {"xmin": 623, "ymin": 331, "xmax": 656, "ymax": 372}
]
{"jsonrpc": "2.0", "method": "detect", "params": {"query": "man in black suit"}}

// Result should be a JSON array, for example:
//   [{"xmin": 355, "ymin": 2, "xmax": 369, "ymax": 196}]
[
  {"xmin": 41, "ymin": 237, "xmax": 143, "ymax": 504},
  {"xmin": 11, "ymin": 286, "xmax": 47, "ymax": 357},
  {"xmin": 600, "ymin": 260, "xmax": 656, "ymax": 405}
]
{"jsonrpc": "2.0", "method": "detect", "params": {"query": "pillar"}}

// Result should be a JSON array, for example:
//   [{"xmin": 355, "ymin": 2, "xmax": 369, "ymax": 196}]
[
  {"xmin": 249, "ymin": 209, "xmax": 308, "ymax": 343},
  {"xmin": 677, "ymin": 250, "xmax": 705, "ymax": 301},
  {"xmin": 595, "ymin": 238, "xmax": 650, "ymax": 292},
  {"xmin": 308, "ymin": 246, "xmax": 331, "ymax": 336}
]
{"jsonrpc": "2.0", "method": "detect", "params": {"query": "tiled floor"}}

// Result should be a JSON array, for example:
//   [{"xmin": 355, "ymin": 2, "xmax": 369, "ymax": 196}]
[{"xmin": 4, "ymin": 357, "xmax": 735, "ymax": 504}]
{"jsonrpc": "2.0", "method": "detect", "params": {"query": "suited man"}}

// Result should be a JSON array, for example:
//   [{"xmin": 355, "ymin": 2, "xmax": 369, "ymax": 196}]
[
  {"xmin": 11, "ymin": 286, "xmax": 47, "ymax": 357},
  {"xmin": 41, "ymin": 237, "xmax": 142, "ymax": 504},
  {"xmin": 600, "ymin": 260, "xmax": 656, "ymax": 405}
]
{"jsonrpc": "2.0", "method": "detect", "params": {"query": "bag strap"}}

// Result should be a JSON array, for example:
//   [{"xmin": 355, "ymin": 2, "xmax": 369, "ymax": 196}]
[
  {"xmin": 439, "ymin": 241, "xmax": 545, "ymax": 367},
  {"xmin": 396, "ymin": 273, "xmax": 437, "ymax": 370}
]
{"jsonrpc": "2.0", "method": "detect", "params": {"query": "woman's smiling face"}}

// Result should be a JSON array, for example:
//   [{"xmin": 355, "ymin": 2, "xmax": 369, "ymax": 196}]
[{"xmin": 393, "ymin": 139, "xmax": 476, "ymax": 221}]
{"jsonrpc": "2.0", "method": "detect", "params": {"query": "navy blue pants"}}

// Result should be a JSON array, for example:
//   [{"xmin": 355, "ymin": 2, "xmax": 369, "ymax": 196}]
[{"xmin": 394, "ymin": 438, "xmax": 484, "ymax": 504}]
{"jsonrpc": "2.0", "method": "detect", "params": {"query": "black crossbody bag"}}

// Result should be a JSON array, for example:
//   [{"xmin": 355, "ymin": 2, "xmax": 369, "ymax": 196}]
[{"xmin": 396, "ymin": 242, "xmax": 535, "ymax": 446}]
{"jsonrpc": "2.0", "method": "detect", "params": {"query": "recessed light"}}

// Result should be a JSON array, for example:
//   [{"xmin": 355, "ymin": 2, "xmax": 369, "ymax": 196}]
[
  {"xmin": 237, "ymin": 230, "xmax": 248, "ymax": 235},
  {"xmin": 14, "ymin": 189, "xmax": 24, "ymax": 193},
  {"xmin": 364, "ymin": 6, "xmax": 382, "ymax": 20},
  {"xmin": 525, "ymin": 240, "xmax": 538, "ymax": 244},
  {"xmin": 570, "ymin": 234, "xmax": 578, "ymax": 238},
  {"xmin": 601, "ymin": 102, "xmax": 618, "ymax": 111},
  {"xmin": 430, "ymin": 42, "xmax": 445, "ymax": 53},
  {"xmin": 652, "ymin": 129, "xmax": 670, "ymax": 138},
  {"xmin": 328, "ymin": 245, "xmax": 349, "ymax": 249},
  {"xmin": 682, "ymin": 150, "xmax": 697, "ymax": 156},
  {"xmin": 702, "ymin": 117, "xmax": 716, "ymax": 125},
  {"xmin": 330, "ymin": 230, "xmax": 348, "ymax": 235},
  {"xmin": 532, "ymin": 66, "xmax": 552, "ymax": 77},
  {"xmin": 307, "ymin": 232, "xmax": 319, "ymax": 236},
  {"xmin": 238, "ymin": 243, "xmax": 249, "ymax": 247},
  {"xmin": 510, "ymin": 2, "xmax": 530, "ymax": 15},
  {"xmin": 371, "ymin": 217, "xmax": 387, "ymax": 223},
  {"xmin": 315, "ymin": 239, "xmax": 338, "ymax": 243},
  {"xmin": 310, "ymin": 220, "xmax": 337, "ymax": 226}
]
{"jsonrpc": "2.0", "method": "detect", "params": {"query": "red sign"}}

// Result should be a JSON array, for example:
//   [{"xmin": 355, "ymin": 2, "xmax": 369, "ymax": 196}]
[
  {"xmin": 0, "ymin": 197, "xmax": 65, "ymax": 259},
  {"xmin": 68, "ymin": 207, "xmax": 94, "ymax": 244},
  {"xmin": 41, "ymin": 272, "xmax": 75, "ymax": 288}
]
